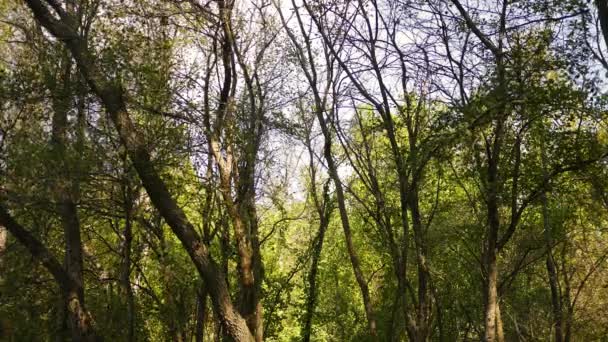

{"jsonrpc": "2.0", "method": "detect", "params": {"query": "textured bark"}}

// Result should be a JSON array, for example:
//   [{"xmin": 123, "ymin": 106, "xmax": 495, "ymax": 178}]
[
  {"xmin": 483, "ymin": 118, "xmax": 504, "ymax": 342},
  {"xmin": 205, "ymin": 1, "xmax": 264, "ymax": 338},
  {"xmin": 22, "ymin": 1, "xmax": 254, "ymax": 340},
  {"xmin": 195, "ymin": 289, "xmax": 207, "ymax": 342},
  {"xmin": 301, "ymin": 216, "xmax": 328, "ymax": 342},
  {"xmin": 484, "ymin": 247, "xmax": 499, "ymax": 342},
  {"xmin": 495, "ymin": 301, "xmax": 504, "ymax": 342},
  {"xmin": 483, "ymin": 152, "xmax": 504, "ymax": 342}
]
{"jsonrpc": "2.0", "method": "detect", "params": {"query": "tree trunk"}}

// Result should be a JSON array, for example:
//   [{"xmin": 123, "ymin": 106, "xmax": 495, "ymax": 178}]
[
  {"xmin": 545, "ymin": 250, "xmax": 563, "ymax": 342},
  {"xmin": 214, "ymin": 162, "xmax": 263, "ymax": 340},
  {"xmin": 195, "ymin": 289, "xmax": 207, "ymax": 342},
  {"xmin": 319, "ymin": 118, "xmax": 377, "ymax": 339},
  {"xmin": 596, "ymin": 0, "xmax": 608, "ymax": 52},
  {"xmin": 66, "ymin": 288, "xmax": 98, "ymax": 342},
  {"xmin": 302, "ymin": 214, "xmax": 330, "ymax": 342},
  {"xmin": 207, "ymin": 0, "xmax": 264, "ymax": 337},
  {"xmin": 484, "ymin": 162, "xmax": 502, "ymax": 342},
  {"xmin": 409, "ymin": 188, "xmax": 431, "ymax": 342},
  {"xmin": 561, "ymin": 245, "xmax": 573, "ymax": 342},
  {"xmin": 484, "ymin": 248, "xmax": 499, "ymax": 342},
  {"xmin": 483, "ymin": 113, "xmax": 504, "ymax": 342},
  {"xmin": 495, "ymin": 300, "xmax": 504, "ymax": 342}
]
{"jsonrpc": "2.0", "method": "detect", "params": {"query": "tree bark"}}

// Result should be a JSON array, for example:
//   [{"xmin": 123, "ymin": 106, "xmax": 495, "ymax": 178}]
[
  {"xmin": 408, "ymin": 188, "xmax": 431, "ymax": 342},
  {"xmin": 206, "ymin": 1, "xmax": 264, "ymax": 338},
  {"xmin": 301, "ymin": 216, "xmax": 328, "ymax": 342},
  {"xmin": 484, "ymin": 246, "xmax": 499, "ymax": 342},
  {"xmin": 484, "ymin": 121, "xmax": 503, "ymax": 342},
  {"xmin": 447, "ymin": 3, "xmax": 508, "ymax": 339},
  {"xmin": 195, "ymin": 288, "xmax": 207, "ymax": 342},
  {"xmin": 301, "ymin": 141, "xmax": 332, "ymax": 342}
]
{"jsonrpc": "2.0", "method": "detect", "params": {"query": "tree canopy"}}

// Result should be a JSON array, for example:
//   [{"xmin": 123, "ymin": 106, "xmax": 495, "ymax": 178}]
[{"xmin": 0, "ymin": 0, "xmax": 607, "ymax": 341}]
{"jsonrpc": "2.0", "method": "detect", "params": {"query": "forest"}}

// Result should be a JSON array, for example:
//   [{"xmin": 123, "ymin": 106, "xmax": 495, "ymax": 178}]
[{"xmin": 0, "ymin": 0, "xmax": 607, "ymax": 341}]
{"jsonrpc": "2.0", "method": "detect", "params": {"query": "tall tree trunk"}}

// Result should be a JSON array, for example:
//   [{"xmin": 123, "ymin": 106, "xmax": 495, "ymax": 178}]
[
  {"xmin": 301, "ymin": 211, "xmax": 330, "ymax": 342},
  {"xmin": 208, "ymin": 0, "xmax": 264, "ymax": 337},
  {"xmin": 448, "ymin": 3, "xmax": 509, "ymax": 340},
  {"xmin": 318, "ymin": 118, "xmax": 377, "ymax": 338},
  {"xmin": 483, "ymin": 102, "xmax": 506, "ymax": 342},
  {"xmin": 409, "ymin": 188, "xmax": 431, "ymax": 342},
  {"xmin": 484, "ymin": 247, "xmax": 499, "ymax": 342},
  {"xmin": 484, "ymin": 201, "xmax": 505, "ymax": 342},
  {"xmin": 484, "ymin": 145, "xmax": 502, "ymax": 342},
  {"xmin": 195, "ymin": 288, "xmax": 207, "ymax": 342}
]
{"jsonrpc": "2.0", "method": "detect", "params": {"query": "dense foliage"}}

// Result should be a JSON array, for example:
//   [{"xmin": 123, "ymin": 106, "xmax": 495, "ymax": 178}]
[{"xmin": 0, "ymin": 0, "xmax": 607, "ymax": 341}]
